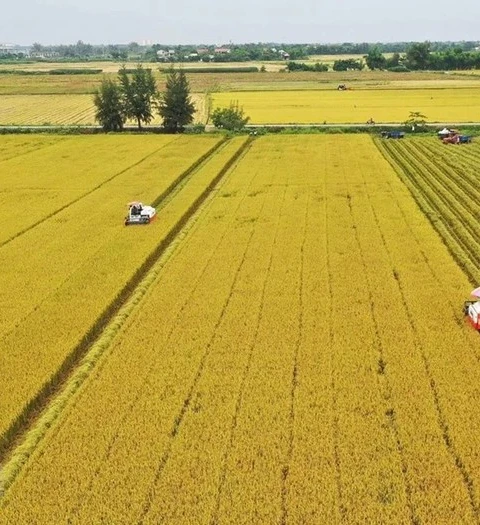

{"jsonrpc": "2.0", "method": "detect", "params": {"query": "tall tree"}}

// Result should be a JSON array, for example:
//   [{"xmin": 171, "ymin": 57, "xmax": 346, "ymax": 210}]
[
  {"xmin": 158, "ymin": 68, "xmax": 195, "ymax": 133},
  {"xmin": 405, "ymin": 42, "xmax": 431, "ymax": 70},
  {"xmin": 118, "ymin": 64, "xmax": 158, "ymax": 130},
  {"xmin": 365, "ymin": 46, "xmax": 387, "ymax": 70},
  {"xmin": 93, "ymin": 79, "xmax": 125, "ymax": 132}
]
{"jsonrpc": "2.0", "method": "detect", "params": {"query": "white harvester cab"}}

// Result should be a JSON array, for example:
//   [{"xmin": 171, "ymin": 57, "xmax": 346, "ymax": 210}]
[
  {"xmin": 125, "ymin": 201, "xmax": 156, "ymax": 226},
  {"xmin": 464, "ymin": 287, "xmax": 480, "ymax": 330}
]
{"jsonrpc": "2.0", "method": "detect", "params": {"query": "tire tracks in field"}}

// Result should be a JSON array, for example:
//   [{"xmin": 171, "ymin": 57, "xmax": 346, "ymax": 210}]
[
  {"xmin": 369, "ymin": 138, "xmax": 480, "ymax": 522},
  {"xmin": 324, "ymin": 159, "xmax": 347, "ymax": 521},
  {"xmin": 0, "ymin": 137, "xmax": 70, "ymax": 164},
  {"xmin": 137, "ymin": 139, "xmax": 265, "ymax": 523},
  {"xmin": 0, "ymin": 138, "xmax": 253, "ymax": 488},
  {"xmin": 0, "ymin": 137, "xmax": 228, "ymax": 344},
  {"xmin": 209, "ymin": 184, "xmax": 288, "ymax": 525},
  {"xmin": 67, "ymin": 138, "xmax": 257, "ymax": 520},
  {"xmin": 280, "ymin": 191, "xmax": 309, "ymax": 525},
  {"xmin": 353, "ymin": 168, "xmax": 419, "ymax": 525}
]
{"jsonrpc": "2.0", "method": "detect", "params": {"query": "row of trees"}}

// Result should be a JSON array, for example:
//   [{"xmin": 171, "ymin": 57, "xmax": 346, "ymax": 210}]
[
  {"xmin": 94, "ymin": 65, "xmax": 250, "ymax": 132},
  {"xmin": 94, "ymin": 66, "xmax": 195, "ymax": 132},
  {"xmin": 366, "ymin": 43, "xmax": 480, "ymax": 71}
]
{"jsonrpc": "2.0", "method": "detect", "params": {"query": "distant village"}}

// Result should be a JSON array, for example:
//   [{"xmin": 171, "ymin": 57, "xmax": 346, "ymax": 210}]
[{"xmin": 0, "ymin": 42, "xmax": 293, "ymax": 61}]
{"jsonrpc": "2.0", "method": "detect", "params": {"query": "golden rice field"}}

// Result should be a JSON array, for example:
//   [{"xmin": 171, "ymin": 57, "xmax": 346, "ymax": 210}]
[
  {"xmin": 0, "ymin": 133, "xmax": 249, "ymax": 450},
  {"xmin": 214, "ymin": 88, "xmax": 480, "ymax": 123},
  {"xmin": 2, "ymin": 78, "xmax": 480, "ymax": 125},
  {"xmin": 1, "ymin": 134, "xmax": 480, "ymax": 524}
]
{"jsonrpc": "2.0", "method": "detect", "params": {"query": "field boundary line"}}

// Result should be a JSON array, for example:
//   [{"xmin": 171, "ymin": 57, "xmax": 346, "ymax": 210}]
[{"xmin": 0, "ymin": 136, "xmax": 255, "ymax": 498}]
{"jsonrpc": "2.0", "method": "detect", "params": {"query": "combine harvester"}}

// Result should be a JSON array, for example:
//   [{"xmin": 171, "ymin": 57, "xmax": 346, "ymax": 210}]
[
  {"xmin": 464, "ymin": 287, "xmax": 480, "ymax": 331},
  {"xmin": 438, "ymin": 127, "xmax": 472, "ymax": 144},
  {"xmin": 124, "ymin": 201, "xmax": 156, "ymax": 226}
]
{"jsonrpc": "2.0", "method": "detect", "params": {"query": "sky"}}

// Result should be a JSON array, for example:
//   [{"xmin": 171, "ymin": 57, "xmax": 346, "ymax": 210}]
[{"xmin": 2, "ymin": 0, "xmax": 480, "ymax": 46}]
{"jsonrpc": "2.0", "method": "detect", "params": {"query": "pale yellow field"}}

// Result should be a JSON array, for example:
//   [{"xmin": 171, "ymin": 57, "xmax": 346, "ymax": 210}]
[
  {"xmin": 0, "ymin": 94, "xmax": 206, "ymax": 125},
  {"xmin": 213, "ymin": 88, "xmax": 480, "ymax": 124}
]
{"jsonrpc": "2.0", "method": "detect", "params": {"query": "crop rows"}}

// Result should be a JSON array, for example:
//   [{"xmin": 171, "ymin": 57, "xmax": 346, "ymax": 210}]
[
  {"xmin": 376, "ymin": 137, "xmax": 480, "ymax": 284},
  {"xmin": 2, "ymin": 136, "xmax": 479, "ymax": 523},
  {"xmin": 0, "ymin": 135, "xmax": 253, "ymax": 460}
]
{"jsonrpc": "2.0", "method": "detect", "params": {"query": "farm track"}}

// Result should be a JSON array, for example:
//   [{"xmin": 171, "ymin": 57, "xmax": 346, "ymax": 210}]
[
  {"xmin": 0, "ymin": 136, "xmax": 253, "ymax": 472},
  {"xmin": 375, "ymin": 138, "xmax": 480, "ymax": 284}
]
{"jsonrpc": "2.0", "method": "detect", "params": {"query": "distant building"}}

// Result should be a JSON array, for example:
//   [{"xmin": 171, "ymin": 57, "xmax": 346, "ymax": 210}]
[
  {"xmin": 30, "ymin": 51, "xmax": 60, "ymax": 59},
  {"xmin": 0, "ymin": 43, "xmax": 29, "ymax": 55},
  {"xmin": 196, "ymin": 47, "xmax": 209, "ymax": 55},
  {"xmin": 214, "ymin": 47, "xmax": 231, "ymax": 54}
]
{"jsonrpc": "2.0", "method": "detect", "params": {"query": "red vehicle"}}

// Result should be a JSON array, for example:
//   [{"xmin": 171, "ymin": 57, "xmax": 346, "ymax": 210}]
[{"xmin": 464, "ymin": 287, "xmax": 480, "ymax": 330}]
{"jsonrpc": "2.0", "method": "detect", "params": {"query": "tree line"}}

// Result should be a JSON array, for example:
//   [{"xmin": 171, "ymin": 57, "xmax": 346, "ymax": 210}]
[
  {"xmin": 94, "ymin": 65, "xmax": 251, "ymax": 133},
  {"xmin": 94, "ymin": 65, "xmax": 195, "ymax": 132},
  {"xmin": 6, "ymin": 40, "xmax": 478, "ymax": 65},
  {"xmin": 366, "ymin": 43, "xmax": 480, "ymax": 71}
]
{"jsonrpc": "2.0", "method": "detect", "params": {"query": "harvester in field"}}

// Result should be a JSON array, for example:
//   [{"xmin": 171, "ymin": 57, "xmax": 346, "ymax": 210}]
[
  {"xmin": 124, "ymin": 201, "xmax": 156, "ymax": 225},
  {"xmin": 463, "ymin": 287, "xmax": 480, "ymax": 330},
  {"xmin": 381, "ymin": 130, "xmax": 405, "ymax": 139},
  {"xmin": 438, "ymin": 128, "xmax": 472, "ymax": 144}
]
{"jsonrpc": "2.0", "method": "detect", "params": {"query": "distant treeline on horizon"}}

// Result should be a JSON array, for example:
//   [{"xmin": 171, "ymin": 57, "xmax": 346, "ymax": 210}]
[{"xmin": 1, "ymin": 40, "xmax": 479, "ymax": 67}]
